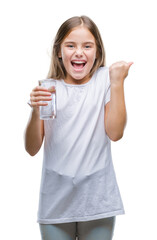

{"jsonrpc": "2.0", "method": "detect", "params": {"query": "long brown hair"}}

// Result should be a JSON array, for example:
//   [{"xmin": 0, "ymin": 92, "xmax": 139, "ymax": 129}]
[{"xmin": 47, "ymin": 16, "xmax": 105, "ymax": 79}]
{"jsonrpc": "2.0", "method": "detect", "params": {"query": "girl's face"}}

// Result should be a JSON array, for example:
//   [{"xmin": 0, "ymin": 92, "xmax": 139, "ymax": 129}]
[{"xmin": 59, "ymin": 26, "xmax": 97, "ymax": 84}]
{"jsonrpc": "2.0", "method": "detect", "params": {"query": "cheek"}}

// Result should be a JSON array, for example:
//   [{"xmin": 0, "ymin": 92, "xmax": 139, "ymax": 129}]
[
  {"xmin": 60, "ymin": 51, "xmax": 68, "ymax": 66},
  {"xmin": 61, "ymin": 47, "xmax": 71, "ymax": 58},
  {"xmin": 60, "ymin": 51, "xmax": 72, "ymax": 72},
  {"xmin": 89, "ymin": 48, "xmax": 96, "ymax": 58},
  {"xmin": 88, "ymin": 51, "xmax": 97, "ymax": 64}
]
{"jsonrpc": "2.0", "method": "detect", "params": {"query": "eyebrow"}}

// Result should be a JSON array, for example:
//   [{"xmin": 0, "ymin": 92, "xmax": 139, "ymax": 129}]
[{"xmin": 63, "ymin": 41, "xmax": 95, "ymax": 45}]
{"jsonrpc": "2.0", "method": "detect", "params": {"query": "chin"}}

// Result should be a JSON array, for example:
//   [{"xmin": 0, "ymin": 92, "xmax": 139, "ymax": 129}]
[
  {"xmin": 65, "ymin": 68, "xmax": 91, "ymax": 83},
  {"xmin": 72, "ymin": 71, "xmax": 90, "ymax": 80},
  {"xmin": 73, "ymin": 75, "xmax": 85, "ymax": 80}
]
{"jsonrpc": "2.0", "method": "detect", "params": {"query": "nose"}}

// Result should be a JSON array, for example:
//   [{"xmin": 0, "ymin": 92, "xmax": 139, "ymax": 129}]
[{"xmin": 75, "ymin": 47, "xmax": 83, "ymax": 57}]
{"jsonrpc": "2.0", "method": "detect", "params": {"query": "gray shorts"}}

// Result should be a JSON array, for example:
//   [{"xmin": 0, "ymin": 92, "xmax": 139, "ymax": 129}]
[{"xmin": 39, "ymin": 216, "xmax": 116, "ymax": 240}]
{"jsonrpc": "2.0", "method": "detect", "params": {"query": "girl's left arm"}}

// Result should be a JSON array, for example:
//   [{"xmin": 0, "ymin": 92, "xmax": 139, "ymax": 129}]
[{"xmin": 105, "ymin": 61, "xmax": 133, "ymax": 141}]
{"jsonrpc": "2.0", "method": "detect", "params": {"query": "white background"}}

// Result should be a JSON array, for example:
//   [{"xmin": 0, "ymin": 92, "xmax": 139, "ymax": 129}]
[{"xmin": 0, "ymin": 0, "xmax": 157, "ymax": 239}]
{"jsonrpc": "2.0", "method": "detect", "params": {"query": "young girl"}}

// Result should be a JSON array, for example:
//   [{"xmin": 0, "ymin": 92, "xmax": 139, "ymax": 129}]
[{"xmin": 25, "ymin": 16, "xmax": 133, "ymax": 240}]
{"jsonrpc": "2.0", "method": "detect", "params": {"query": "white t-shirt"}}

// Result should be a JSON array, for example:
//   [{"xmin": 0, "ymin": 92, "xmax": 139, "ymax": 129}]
[{"xmin": 37, "ymin": 66, "xmax": 125, "ymax": 224}]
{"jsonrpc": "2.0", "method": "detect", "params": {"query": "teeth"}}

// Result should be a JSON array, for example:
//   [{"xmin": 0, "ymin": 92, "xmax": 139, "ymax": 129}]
[{"xmin": 72, "ymin": 61, "xmax": 86, "ymax": 64}]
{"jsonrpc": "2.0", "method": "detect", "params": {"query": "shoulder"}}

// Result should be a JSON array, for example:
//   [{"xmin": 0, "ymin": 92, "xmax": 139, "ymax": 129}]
[
  {"xmin": 93, "ymin": 66, "xmax": 109, "ymax": 84},
  {"xmin": 95, "ymin": 66, "xmax": 109, "ymax": 79},
  {"xmin": 97, "ymin": 66, "xmax": 109, "ymax": 73}
]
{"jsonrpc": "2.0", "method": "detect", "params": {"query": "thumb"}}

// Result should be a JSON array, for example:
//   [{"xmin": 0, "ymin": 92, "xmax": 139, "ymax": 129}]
[{"xmin": 127, "ymin": 62, "xmax": 134, "ymax": 68}]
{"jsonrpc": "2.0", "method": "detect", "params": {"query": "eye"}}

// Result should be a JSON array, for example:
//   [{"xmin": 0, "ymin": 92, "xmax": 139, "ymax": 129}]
[
  {"xmin": 85, "ymin": 45, "xmax": 91, "ymax": 49},
  {"xmin": 67, "ymin": 45, "xmax": 74, "ymax": 48}
]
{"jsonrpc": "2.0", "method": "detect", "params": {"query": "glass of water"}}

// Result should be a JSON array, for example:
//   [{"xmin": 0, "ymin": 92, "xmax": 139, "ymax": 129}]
[{"xmin": 38, "ymin": 79, "xmax": 57, "ymax": 120}]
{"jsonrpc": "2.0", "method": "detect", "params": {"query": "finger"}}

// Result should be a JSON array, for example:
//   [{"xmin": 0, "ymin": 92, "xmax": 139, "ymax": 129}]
[
  {"xmin": 31, "ymin": 91, "xmax": 52, "ymax": 97},
  {"xmin": 31, "ymin": 101, "xmax": 48, "ymax": 107},
  {"xmin": 48, "ymin": 86, "xmax": 56, "ymax": 93},
  {"xmin": 31, "ymin": 96, "xmax": 52, "ymax": 102},
  {"xmin": 127, "ymin": 62, "xmax": 134, "ymax": 68},
  {"xmin": 32, "ymin": 86, "xmax": 50, "ymax": 92}
]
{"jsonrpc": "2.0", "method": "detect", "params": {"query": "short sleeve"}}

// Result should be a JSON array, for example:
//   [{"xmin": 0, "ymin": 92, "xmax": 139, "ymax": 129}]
[{"xmin": 104, "ymin": 68, "xmax": 111, "ymax": 105}]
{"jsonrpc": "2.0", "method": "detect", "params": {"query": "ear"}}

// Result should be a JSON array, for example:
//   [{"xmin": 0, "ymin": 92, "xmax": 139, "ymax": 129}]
[
  {"xmin": 58, "ymin": 49, "xmax": 62, "ymax": 58},
  {"xmin": 96, "ymin": 50, "xmax": 99, "ymax": 59}
]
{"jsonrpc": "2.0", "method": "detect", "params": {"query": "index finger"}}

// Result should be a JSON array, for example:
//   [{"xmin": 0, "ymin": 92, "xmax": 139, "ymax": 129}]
[{"xmin": 32, "ymin": 86, "xmax": 50, "ymax": 92}]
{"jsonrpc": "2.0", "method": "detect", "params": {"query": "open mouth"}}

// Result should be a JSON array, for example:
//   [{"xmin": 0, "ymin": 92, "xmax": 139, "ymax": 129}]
[{"xmin": 71, "ymin": 60, "xmax": 87, "ymax": 70}]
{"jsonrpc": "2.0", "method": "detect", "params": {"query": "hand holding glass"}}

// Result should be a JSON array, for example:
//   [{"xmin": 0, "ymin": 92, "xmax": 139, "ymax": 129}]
[{"xmin": 38, "ymin": 79, "xmax": 57, "ymax": 120}]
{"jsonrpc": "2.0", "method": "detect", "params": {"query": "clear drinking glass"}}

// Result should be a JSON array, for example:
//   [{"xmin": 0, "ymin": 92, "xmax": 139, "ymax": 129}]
[{"xmin": 38, "ymin": 79, "xmax": 57, "ymax": 120}]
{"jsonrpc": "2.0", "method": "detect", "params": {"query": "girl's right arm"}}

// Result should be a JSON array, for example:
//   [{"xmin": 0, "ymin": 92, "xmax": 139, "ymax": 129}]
[{"xmin": 24, "ymin": 86, "xmax": 52, "ymax": 156}]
